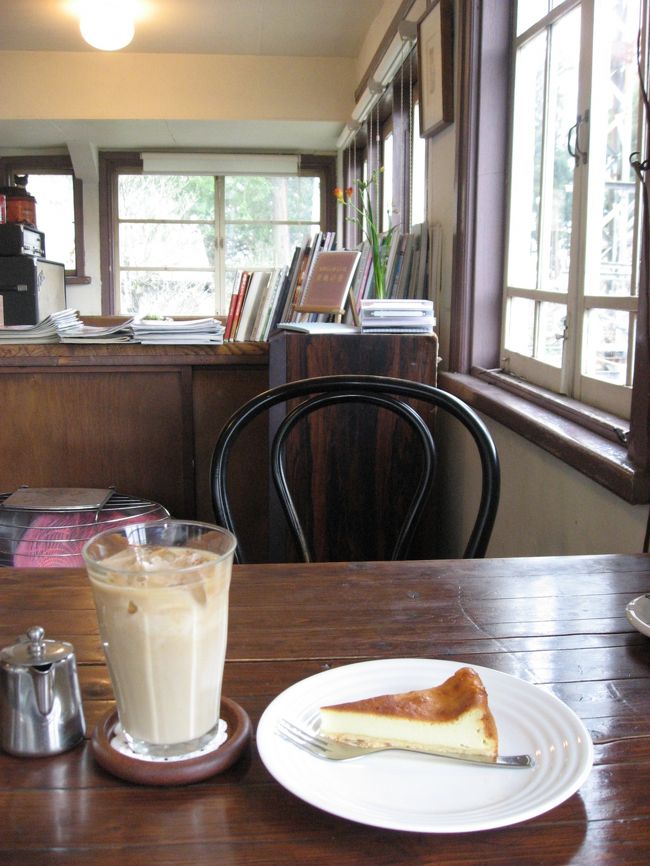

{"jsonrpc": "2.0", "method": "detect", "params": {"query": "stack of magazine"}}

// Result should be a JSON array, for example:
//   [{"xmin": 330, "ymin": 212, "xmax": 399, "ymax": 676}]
[
  {"xmin": 0, "ymin": 311, "xmax": 226, "ymax": 345},
  {"xmin": 359, "ymin": 299, "xmax": 436, "ymax": 334},
  {"xmin": 130, "ymin": 318, "xmax": 225, "ymax": 344},
  {"xmin": 0, "ymin": 309, "xmax": 84, "ymax": 343}
]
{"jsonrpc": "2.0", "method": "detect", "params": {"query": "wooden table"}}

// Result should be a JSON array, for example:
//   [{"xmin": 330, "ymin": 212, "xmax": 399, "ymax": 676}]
[{"xmin": 1, "ymin": 554, "xmax": 650, "ymax": 864}]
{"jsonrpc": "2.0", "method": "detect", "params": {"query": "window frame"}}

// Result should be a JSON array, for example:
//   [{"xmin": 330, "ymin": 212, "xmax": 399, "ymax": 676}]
[
  {"xmin": 98, "ymin": 152, "xmax": 335, "ymax": 316},
  {"xmin": 446, "ymin": 0, "xmax": 649, "ymax": 505},
  {"xmin": 502, "ymin": 0, "xmax": 640, "ymax": 420},
  {"xmin": 0, "ymin": 154, "xmax": 88, "ymax": 282}
]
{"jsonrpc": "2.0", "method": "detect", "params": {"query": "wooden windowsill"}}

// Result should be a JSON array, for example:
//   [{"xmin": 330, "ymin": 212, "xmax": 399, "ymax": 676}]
[{"xmin": 439, "ymin": 370, "xmax": 649, "ymax": 505}]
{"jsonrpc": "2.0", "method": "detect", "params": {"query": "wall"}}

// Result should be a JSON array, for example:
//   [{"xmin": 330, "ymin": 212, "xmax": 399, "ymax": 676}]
[
  {"xmin": 435, "ymin": 413, "xmax": 648, "ymax": 557},
  {"xmin": 0, "ymin": 52, "xmax": 354, "ymax": 123}
]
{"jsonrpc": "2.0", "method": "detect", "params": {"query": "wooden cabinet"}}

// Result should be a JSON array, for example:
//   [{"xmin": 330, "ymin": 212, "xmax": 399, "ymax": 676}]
[
  {"xmin": 0, "ymin": 343, "xmax": 269, "ymax": 561},
  {"xmin": 268, "ymin": 332, "xmax": 439, "ymax": 562},
  {"xmin": 0, "ymin": 334, "xmax": 438, "ymax": 564}
]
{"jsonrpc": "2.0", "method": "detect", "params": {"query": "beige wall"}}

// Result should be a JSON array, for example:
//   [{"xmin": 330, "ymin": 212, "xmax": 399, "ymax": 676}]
[
  {"xmin": 435, "ymin": 412, "xmax": 648, "ymax": 557},
  {"xmin": 0, "ymin": 51, "xmax": 355, "ymax": 122}
]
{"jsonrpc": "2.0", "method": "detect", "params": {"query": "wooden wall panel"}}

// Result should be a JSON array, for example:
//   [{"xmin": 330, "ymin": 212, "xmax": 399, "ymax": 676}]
[{"xmin": 0, "ymin": 366, "xmax": 193, "ymax": 516}]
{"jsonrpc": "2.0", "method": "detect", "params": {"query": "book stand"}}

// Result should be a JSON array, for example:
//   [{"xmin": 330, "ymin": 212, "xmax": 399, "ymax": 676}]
[{"xmin": 292, "ymin": 298, "xmax": 360, "ymax": 326}]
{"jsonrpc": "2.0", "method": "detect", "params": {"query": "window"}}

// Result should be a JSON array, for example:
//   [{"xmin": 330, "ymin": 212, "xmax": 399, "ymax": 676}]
[
  {"xmin": 342, "ymin": 46, "xmax": 424, "ymax": 240},
  {"xmin": 0, "ymin": 155, "xmax": 85, "ymax": 279},
  {"xmin": 411, "ymin": 92, "xmax": 426, "ymax": 227},
  {"xmin": 447, "ymin": 0, "xmax": 649, "ymax": 504},
  {"xmin": 381, "ymin": 123, "xmax": 394, "ymax": 232},
  {"xmin": 503, "ymin": 0, "xmax": 644, "ymax": 419},
  {"xmin": 101, "ymin": 154, "xmax": 332, "ymax": 317}
]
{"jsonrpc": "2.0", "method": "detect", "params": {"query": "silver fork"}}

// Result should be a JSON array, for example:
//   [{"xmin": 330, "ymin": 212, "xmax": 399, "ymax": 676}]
[{"xmin": 277, "ymin": 718, "xmax": 535, "ymax": 768}]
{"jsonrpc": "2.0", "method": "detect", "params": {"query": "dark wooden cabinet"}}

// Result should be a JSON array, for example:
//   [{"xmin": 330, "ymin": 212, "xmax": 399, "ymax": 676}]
[
  {"xmin": 268, "ymin": 332, "xmax": 439, "ymax": 562},
  {"xmin": 0, "ymin": 343, "xmax": 269, "ymax": 561},
  {"xmin": 0, "ymin": 334, "xmax": 438, "ymax": 564}
]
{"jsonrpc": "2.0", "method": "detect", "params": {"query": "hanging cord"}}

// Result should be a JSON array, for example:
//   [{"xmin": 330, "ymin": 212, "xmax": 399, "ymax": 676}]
[
  {"xmin": 408, "ymin": 45, "xmax": 414, "ymax": 228},
  {"xmin": 630, "ymin": 30, "xmax": 650, "ymax": 552}
]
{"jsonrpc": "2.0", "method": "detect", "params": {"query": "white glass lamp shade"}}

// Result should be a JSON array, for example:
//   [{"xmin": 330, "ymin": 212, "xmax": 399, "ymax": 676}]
[{"xmin": 79, "ymin": 1, "xmax": 135, "ymax": 51}]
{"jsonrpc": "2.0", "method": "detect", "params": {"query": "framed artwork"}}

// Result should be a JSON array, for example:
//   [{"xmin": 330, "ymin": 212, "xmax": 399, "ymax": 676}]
[{"xmin": 417, "ymin": 0, "xmax": 454, "ymax": 138}]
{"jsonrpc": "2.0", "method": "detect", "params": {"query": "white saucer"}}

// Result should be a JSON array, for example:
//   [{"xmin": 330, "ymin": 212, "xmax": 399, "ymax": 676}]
[{"xmin": 626, "ymin": 593, "xmax": 650, "ymax": 637}]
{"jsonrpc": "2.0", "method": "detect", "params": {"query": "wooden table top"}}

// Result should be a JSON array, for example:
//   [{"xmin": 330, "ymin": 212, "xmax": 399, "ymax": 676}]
[{"xmin": 1, "ymin": 554, "xmax": 650, "ymax": 864}]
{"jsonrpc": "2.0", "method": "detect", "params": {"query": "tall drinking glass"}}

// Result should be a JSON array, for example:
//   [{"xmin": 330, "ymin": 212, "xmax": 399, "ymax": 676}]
[{"xmin": 83, "ymin": 520, "xmax": 236, "ymax": 758}]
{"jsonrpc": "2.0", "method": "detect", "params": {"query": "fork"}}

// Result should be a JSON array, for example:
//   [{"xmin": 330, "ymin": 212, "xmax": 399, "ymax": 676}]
[{"xmin": 277, "ymin": 719, "xmax": 535, "ymax": 768}]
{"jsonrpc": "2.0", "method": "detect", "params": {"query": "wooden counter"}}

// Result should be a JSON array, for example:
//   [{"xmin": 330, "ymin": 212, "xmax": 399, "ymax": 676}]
[{"xmin": 0, "ymin": 342, "xmax": 270, "ymax": 560}]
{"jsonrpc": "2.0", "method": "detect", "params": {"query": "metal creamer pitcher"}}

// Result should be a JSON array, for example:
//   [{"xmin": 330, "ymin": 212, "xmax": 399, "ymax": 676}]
[{"xmin": 0, "ymin": 626, "xmax": 85, "ymax": 756}]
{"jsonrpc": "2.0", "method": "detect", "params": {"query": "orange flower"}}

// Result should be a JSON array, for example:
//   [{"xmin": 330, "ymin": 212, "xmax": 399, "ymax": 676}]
[{"xmin": 334, "ymin": 187, "xmax": 344, "ymax": 203}]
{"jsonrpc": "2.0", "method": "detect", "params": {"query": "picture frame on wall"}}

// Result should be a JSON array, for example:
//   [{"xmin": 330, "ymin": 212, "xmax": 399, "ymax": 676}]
[{"xmin": 417, "ymin": 0, "xmax": 454, "ymax": 139}]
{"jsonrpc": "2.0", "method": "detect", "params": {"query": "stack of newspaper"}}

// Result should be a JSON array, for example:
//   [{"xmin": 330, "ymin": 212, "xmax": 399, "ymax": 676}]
[
  {"xmin": 130, "ymin": 317, "xmax": 225, "ymax": 344},
  {"xmin": 360, "ymin": 299, "xmax": 436, "ymax": 334}
]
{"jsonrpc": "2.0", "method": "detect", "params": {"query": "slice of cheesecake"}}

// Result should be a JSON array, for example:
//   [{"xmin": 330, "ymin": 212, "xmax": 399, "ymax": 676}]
[{"xmin": 320, "ymin": 667, "xmax": 498, "ymax": 760}]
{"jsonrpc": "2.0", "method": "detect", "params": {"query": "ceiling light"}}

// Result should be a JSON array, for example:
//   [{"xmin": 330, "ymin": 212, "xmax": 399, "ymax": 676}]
[{"xmin": 79, "ymin": 0, "xmax": 135, "ymax": 51}]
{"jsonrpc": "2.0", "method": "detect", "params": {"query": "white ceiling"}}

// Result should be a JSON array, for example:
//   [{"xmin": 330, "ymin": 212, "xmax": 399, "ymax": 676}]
[
  {"xmin": 0, "ymin": 0, "xmax": 386, "ymax": 153},
  {"xmin": 0, "ymin": 0, "xmax": 385, "ymax": 57}
]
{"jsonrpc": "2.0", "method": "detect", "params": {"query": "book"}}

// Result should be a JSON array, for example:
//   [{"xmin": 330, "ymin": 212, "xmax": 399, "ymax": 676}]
[
  {"xmin": 223, "ymin": 287, "xmax": 240, "ymax": 341},
  {"xmin": 276, "ymin": 322, "xmax": 361, "ymax": 334},
  {"xmin": 225, "ymin": 271, "xmax": 250, "ymax": 341},
  {"xmin": 267, "ymin": 255, "xmax": 300, "ymax": 338},
  {"xmin": 292, "ymin": 250, "xmax": 361, "ymax": 318},
  {"xmin": 280, "ymin": 239, "xmax": 311, "ymax": 323},
  {"xmin": 233, "ymin": 270, "xmax": 272, "ymax": 341},
  {"xmin": 254, "ymin": 267, "xmax": 288, "ymax": 341}
]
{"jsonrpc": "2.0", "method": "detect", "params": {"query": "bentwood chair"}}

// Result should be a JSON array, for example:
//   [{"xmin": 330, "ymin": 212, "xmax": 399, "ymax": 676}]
[{"xmin": 210, "ymin": 374, "xmax": 500, "ymax": 564}]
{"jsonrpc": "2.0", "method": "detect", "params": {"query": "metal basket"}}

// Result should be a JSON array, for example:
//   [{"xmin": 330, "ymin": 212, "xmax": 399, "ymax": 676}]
[{"xmin": 0, "ymin": 488, "xmax": 170, "ymax": 567}]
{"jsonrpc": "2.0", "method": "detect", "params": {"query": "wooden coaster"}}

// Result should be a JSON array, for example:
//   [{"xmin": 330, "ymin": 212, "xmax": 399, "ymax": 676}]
[{"xmin": 91, "ymin": 697, "xmax": 251, "ymax": 786}]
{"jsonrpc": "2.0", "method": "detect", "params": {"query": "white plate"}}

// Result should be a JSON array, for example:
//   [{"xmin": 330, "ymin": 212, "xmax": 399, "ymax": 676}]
[
  {"xmin": 626, "ymin": 593, "xmax": 650, "ymax": 637},
  {"xmin": 256, "ymin": 658, "xmax": 593, "ymax": 833}
]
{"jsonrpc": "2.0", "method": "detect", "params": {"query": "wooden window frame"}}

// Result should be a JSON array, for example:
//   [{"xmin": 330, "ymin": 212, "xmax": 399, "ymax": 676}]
[
  {"xmin": 99, "ymin": 151, "xmax": 335, "ymax": 316},
  {"xmin": 446, "ymin": 0, "xmax": 649, "ymax": 505},
  {"xmin": 0, "ymin": 154, "xmax": 88, "ymax": 283}
]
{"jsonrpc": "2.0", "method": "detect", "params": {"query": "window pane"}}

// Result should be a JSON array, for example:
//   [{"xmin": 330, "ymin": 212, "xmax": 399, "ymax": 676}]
[
  {"xmin": 24, "ymin": 174, "xmax": 76, "ymax": 270},
  {"xmin": 119, "ymin": 222, "xmax": 215, "ymax": 268},
  {"xmin": 507, "ymin": 31, "xmax": 547, "ymax": 289},
  {"xmin": 118, "ymin": 175, "xmax": 215, "ymax": 220},
  {"xmin": 583, "ymin": 308, "xmax": 630, "ymax": 384},
  {"xmin": 536, "ymin": 301, "xmax": 565, "ymax": 366},
  {"xmin": 542, "ymin": 8, "xmax": 580, "ymax": 293},
  {"xmin": 506, "ymin": 296, "xmax": 535, "ymax": 356},
  {"xmin": 411, "ymin": 101, "xmax": 426, "ymax": 226},
  {"xmin": 587, "ymin": 1, "xmax": 641, "ymax": 298},
  {"xmin": 224, "ymin": 175, "xmax": 320, "ymax": 222},
  {"xmin": 382, "ymin": 131, "xmax": 394, "ymax": 232},
  {"xmin": 517, "ymin": 1, "xmax": 550, "ymax": 36},
  {"xmin": 120, "ymin": 270, "xmax": 215, "ymax": 317},
  {"xmin": 225, "ymin": 222, "xmax": 318, "ymax": 272}
]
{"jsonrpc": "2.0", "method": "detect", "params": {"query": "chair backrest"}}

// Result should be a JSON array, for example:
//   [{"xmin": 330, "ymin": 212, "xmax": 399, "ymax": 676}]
[{"xmin": 211, "ymin": 374, "xmax": 500, "ymax": 563}]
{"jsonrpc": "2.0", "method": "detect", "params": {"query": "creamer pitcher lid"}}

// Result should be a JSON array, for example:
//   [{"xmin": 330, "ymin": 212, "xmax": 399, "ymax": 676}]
[{"xmin": 0, "ymin": 626, "xmax": 74, "ymax": 669}]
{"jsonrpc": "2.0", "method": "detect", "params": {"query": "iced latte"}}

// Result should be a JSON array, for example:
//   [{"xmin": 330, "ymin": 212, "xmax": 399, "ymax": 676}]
[{"xmin": 83, "ymin": 521, "xmax": 236, "ymax": 758}]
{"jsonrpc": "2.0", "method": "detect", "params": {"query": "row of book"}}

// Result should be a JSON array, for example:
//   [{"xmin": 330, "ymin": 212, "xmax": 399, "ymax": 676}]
[
  {"xmin": 225, "ymin": 224, "xmax": 439, "ymax": 339},
  {"xmin": 224, "ymin": 231, "xmax": 337, "ymax": 341},
  {"xmin": 0, "ymin": 311, "xmax": 226, "ymax": 344}
]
